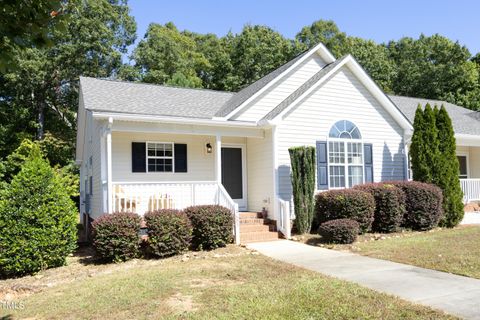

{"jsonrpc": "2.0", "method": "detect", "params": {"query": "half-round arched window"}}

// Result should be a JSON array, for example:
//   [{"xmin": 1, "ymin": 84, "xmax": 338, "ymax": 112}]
[
  {"xmin": 329, "ymin": 120, "xmax": 362, "ymax": 139},
  {"xmin": 326, "ymin": 120, "xmax": 364, "ymax": 188}
]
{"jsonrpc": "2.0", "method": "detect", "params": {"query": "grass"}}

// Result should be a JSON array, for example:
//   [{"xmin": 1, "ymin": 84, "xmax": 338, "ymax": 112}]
[
  {"xmin": 0, "ymin": 246, "xmax": 455, "ymax": 320},
  {"xmin": 302, "ymin": 225, "xmax": 480, "ymax": 279}
]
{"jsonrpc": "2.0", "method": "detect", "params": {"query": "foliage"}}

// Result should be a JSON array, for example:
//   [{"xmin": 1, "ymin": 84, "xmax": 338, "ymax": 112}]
[
  {"xmin": 144, "ymin": 209, "xmax": 192, "ymax": 257},
  {"xmin": 0, "ymin": 145, "xmax": 77, "ymax": 277},
  {"xmin": 354, "ymin": 183, "xmax": 406, "ymax": 233},
  {"xmin": 184, "ymin": 205, "xmax": 233, "ymax": 250},
  {"xmin": 92, "ymin": 212, "xmax": 142, "ymax": 262},
  {"xmin": 315, "ymin": 189, "xmax": 375, "ymax": 233},
  {"xmin": 435, "ymin": 106, "xmax": 464, "ymax": 227},
  {"xmin": 289, "ymin": 146, "xmax": 316, "ymax": 234},
  {"xmin": 392, "ymin": 181, "xmax": 443, "ymax": 230},
  {"xmin": 318, "ymin": 219, "xmax": 359, "ymax": 244}
]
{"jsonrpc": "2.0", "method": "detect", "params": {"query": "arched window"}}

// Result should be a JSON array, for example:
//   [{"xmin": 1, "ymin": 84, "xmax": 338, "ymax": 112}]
[{"xmin": 327, "ymin": 121, "xmax": 364, "ymax": 188}]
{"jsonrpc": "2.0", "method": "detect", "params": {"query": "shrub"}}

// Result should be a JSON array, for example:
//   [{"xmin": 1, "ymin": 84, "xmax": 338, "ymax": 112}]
[
  {"xmin": 0, "ymin": 146, "xmax": 77, "ymax": 278},
  {"xmin": 354, "ymin": 183, "xmax": 406, "ymax": 233},
  {"xmin": 315, "ymin": 189, "xmax": 375, "ymax": 233},
  {"xmin": 288, "ymin": 146, "xmax": 316, "ymax": 234},
  {"xmin": 144, "ymin": 209, "xmax": 192, "ymax": 257},
  {"xmin": 184, "ymin": 205, "xmax": 233, "ymax": 250},
  {"xmin": 392, "ymin": 181, "xmax": 443, "ymax": 230},
  {"xmin": 318, "ymin": 219, "xmax": 359, "ymax": 244},
  {"xmin": 92, "ymin": 212, "xmax": 142, "ymax": 262}
]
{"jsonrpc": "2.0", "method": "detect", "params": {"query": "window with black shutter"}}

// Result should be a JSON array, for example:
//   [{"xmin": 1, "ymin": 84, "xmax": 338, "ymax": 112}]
[{"xmin": 131, "ymin": 142, "xmax": 187, "ymax": 173}]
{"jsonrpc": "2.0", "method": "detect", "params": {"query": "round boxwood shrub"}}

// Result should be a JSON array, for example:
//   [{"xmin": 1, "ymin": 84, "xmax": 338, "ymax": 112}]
[
  {"xmin": 0, "ymin": 148, "xmax": 78, "ymax": 278},
  {"xmin": 392, "ymin": 181, "xmax": 443, "ymax": 230},
  {"xmin": 354, "ymin": 183, "xmax": 406, "ymax": 233},
  {"xmin": 315, "ymin": 189, "xmax": 375, "ymax": 233},
  {"xmin": 184, "ymin": 205, "xmax": 233, "ymax": 250},
  {"xmin": 318, "ymin": 219, "xmax": 359, "ymax": 244},
  {"xmin": 144, "ymin": 209, "xmax": 192, "ymax": 257},
  {"xmin": 92, "ymin": 212, "xmax": 142, "ymax": 262}
]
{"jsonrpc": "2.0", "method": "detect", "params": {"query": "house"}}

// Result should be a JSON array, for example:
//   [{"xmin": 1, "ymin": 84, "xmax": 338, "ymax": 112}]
[{"xmin": 76, "ymin": 43, "xmax": 480, "ymax": 243}]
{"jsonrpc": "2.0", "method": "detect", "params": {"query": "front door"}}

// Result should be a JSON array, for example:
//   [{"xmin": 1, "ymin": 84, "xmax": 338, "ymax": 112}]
[{"xmin": 221, "ymin": 146, "xmax": 246, "ymax": 210}]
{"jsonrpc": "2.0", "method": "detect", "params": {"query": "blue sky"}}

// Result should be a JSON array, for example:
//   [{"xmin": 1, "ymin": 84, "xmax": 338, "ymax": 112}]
[{"xmin": 127, "ymin": 0, "xmax": 479, "ymax": 58}]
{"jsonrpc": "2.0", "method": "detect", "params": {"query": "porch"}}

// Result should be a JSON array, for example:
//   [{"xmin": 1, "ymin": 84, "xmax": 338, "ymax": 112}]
[{"xmin": 457, "ymin": 145, "xmax": 480, "ymax": 203}]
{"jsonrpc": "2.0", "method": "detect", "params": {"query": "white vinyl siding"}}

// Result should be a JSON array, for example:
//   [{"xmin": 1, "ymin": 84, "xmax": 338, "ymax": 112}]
[
  {"xmin": 276, "ymin": 66, "xmax": 406, "ymax": 200},
  {"xmin": 246, "ymin": 129, "xmax": 274, "ymax": 215},
  {"xmin": 85, "ymin": 114, "xmax": 104, "ymax": 219},
  {"xmin": 233, "ymin": 54, "xmax": 326, "ymax": 122}
]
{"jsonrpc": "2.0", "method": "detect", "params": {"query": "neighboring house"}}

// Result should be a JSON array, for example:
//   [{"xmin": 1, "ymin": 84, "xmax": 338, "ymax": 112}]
[{"xmin": 76, "ymin": 43, "xmax": 480, "ymax": 243}]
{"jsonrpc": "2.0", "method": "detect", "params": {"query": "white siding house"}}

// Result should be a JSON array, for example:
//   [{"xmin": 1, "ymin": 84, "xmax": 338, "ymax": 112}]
[{"xmin": 76, "ymin": 43, "xmax": 480, "ymax": 243}]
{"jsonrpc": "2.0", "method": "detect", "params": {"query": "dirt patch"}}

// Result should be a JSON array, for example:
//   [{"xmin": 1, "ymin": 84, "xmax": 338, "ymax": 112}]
[
  {"xmin": 188, "ymin": 277, "xmax": 244, "ymax": 288},
  {"xmin": 165, "ymin": 293, "xmax": 197, "ymax": 313},
  {"xmin": 0, "ymin": 284, "xmax": 44, "ymax": 300}
]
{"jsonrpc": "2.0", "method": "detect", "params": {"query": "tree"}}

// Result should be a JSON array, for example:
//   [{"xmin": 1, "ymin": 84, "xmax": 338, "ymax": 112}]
[
  {"xmin": 0, "ymin": 144, "xmax": 77, "ymax": 277},
  {"xmin": 410, "ymin": 105, "xmax": 430, "ymax": 182},
  {"xmin": 289, "ymin": 146, "xmax": 316, "ymax": 234},
  {"xmin": 435, "ymin": 106, "xmax": 464, "ymax": 227},
  {"xmin": 295, "ymin": 20, "xmax": 347, "ymax": 56},
  {"xmin": 0, "ymin": 0, "xmax": 136, "ymax": 161}
]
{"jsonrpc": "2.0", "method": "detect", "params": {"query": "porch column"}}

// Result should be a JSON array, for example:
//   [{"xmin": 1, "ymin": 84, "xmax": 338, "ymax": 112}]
[
  {"xmin": 215, "ymin": 134, "xmax": 222, "ymax": 183},
  {"xmin": 106, "ymin": 117, "xmax": 113, "ymax": 213}
]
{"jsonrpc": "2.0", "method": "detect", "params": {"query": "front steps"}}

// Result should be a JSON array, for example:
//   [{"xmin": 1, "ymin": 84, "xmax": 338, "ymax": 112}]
[{"xmin": 239, "ymin": 212, "xmax": 280, "ymax": 243}]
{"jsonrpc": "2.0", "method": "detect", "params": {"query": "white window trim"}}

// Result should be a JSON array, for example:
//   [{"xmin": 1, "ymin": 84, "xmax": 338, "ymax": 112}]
[
  {"xmin": 146, "ymin": 141, "xmax": 175, "ymax": 173},
  {"xmin": 457, "ymin": 152, "xmax": 469, "ymax": 179},
  {"xmin": 327, "ymin": 138, "xmax": 365, "ymax": 189}
]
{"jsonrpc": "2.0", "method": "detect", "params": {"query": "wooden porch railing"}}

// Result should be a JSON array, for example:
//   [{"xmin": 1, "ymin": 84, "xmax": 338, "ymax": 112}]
[{"xmin": 460, "ymin": 179, "xmax": 480, "ymax": 203}]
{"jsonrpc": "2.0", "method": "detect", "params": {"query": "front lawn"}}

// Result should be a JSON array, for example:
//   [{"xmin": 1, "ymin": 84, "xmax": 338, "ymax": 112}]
[
  {"xmin": 0, "ymin": 246, "xmax": 454, "ymax": 319},
  {"xmin": 303, "ymin": 225, "xmax": 480, "ymax": 279}
]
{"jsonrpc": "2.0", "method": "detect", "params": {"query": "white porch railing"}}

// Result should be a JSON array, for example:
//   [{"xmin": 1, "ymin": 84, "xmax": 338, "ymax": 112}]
[
  {"xmin": 277, "ymin": 198, "xmax": 291, "ymax": 239},
  {"xmin": 111, "ymin": 181, "xmax": 240, "ymax": 244},
  {"xmin": 460, "ymin": 179, "xmax": 480, "ymax": 203}
]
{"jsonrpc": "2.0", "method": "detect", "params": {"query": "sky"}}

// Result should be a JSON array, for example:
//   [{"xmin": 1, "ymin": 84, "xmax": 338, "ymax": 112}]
[{"xmin": 126, "ymin": 0, "xmax": 479, "ymax": 58}]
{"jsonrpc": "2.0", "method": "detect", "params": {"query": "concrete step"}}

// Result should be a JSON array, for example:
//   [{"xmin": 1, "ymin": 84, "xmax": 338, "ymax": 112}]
[
  {"xmin": 239, "ymin": 212, "xmax": 260, "ymax": 219},
  {"xmin": 239, "ymin": 218, "xmax": 269, "ymax": 225},
  {"xmin": 240, "ymin": 231, "xmax": 280, "ymax": 243},
  {"xmin": 240, "ymin": 224, "xmax": 275, "ymax": 233}
]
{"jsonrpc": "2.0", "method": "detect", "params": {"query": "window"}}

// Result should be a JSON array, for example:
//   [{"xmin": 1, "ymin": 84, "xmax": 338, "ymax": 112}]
[
  {"xmin": 147, "ymin": 142, "xmax": 174, "ymax": 172},
  {"xmin": 328, "ymin": 121, "xmax": 364, "ymax": 188},
  {"xmin": 457, "ymin": 155, "xmax": 468, "ymax": 179}
]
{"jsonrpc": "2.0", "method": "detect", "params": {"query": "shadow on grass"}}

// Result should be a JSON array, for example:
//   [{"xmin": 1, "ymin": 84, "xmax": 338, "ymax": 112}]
[{"xmin": 74, "ymin": 245, "xmax": 104, "ymax": 266}]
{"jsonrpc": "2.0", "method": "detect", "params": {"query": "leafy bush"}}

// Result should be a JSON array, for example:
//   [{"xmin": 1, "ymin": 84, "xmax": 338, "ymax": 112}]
[
  {"xmin": 315, "ymin": 189, "xmax": 375, "ymax": 233},
  {"xmin": 92, "ymin": 212, "xmax": 142, "ymax": 262},
  {"xmin": 184, "ymin": 205, "xmax": 233, "ymax": 250},
  {"xmin": 0, "ymin": 146, "xmax": 77, "ymax": 278},
  {"xmin": 144, "ymin": 209, "xmax": 192, "ymax": 257},
  {"xmin": 318, "ymin": 219, "xmax": 359, "ymax": 244},
  {"xmin": 392, "ymin": 181, "xmax": 443, "ymax": 230},
  {"xmin": 354, "ymin": 183, "xmax": 406, "ymax": 233}
]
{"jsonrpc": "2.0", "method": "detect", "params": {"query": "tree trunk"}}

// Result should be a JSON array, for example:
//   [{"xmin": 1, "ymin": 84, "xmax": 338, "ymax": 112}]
[{"xmin": 37, "ymin": 99, "xmax": 45, "ymax": 140}]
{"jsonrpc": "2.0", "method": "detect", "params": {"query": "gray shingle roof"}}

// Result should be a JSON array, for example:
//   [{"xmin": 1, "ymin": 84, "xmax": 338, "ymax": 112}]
[
  {"xmin": 262, "ymin": 56, "xmax": 348, "ymax": 121},
  {"xmin": 388, "ymin": 95, "xmax": 480, "ymax": 136},
  {"xmin": 80, "ymin": 77, "xmax": 234, "ymax": 119},
  {"xmin": 214, "ymin": 51, "xmax": 309, "ymax": 117}
]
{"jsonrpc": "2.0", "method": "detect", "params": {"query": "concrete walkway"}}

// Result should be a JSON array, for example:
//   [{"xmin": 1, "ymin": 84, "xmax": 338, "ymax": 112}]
[
  {"xmin": 462, "ymin": 212, "xmax": 480, "ymax": 225},
  {"xmin": 247, "ymin": 240, "xmax": 480, "ymax": 319}
]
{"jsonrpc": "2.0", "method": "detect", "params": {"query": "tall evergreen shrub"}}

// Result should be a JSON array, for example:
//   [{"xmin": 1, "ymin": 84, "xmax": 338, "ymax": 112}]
[{"xmin": 289, "ymin": 146, "xmax": 316, "ymax": 234}]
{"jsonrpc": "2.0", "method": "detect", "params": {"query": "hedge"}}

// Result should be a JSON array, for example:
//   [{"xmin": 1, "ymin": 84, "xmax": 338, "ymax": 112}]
[
  {"xmin": 92, "ymin": 212, "xmax": 142, "ymax": 262},
  {"xmin": 392, "ymin": 181, "xmax": 443, "ymax": 230},
  {"xmin": 144, "ymin": 209, "xmax": 192, "ymax": 257},
  {"xmin": 318, "ymin": 219, "xmax": 360, "ymax": 244},
  {"xmin": 354, "ymin": 183, "xmax": 406, "ymax": 233},
  {"xmin": 315, "ymin": 189, "xmax": 375, "ymax": 233},
  {"xmin": 184, "ymin": 205, "xmax": 233, "ymax": 250}
]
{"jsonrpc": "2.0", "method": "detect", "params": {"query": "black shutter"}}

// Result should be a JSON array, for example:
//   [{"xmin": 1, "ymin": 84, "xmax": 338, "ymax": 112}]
[
  {"xmin": 364, "ymin": 143, "xmax": 373, "ymax": 183},
  {"xmin": 132, "ymin": 142, "xmax": 146, "ymax": 172},
  {"xmin": 174, "ymin": 143, "xmax": 187, "ymax": 172},
  {"xmin": 316, "ymin": 141, "xmax": 328, "ymax": 190}
]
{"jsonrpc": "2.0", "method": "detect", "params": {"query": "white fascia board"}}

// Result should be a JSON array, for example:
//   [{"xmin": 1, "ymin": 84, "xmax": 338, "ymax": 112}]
[
  {"xmin": 223, "ymin": 43, "xmax": 337, "ymax": 120},
  {"xmin": 75, "ymin": 87, "xmax": 86, "ymax": 163},
  {"xmin": 456, "ymin": 134, "xmax": 480, "ymax": 147}
]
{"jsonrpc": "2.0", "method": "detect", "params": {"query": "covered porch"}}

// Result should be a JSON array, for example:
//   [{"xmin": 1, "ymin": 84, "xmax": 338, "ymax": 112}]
[{"xmin": 457, "ymin": 144, "xmax": 480, "ymax": 203}]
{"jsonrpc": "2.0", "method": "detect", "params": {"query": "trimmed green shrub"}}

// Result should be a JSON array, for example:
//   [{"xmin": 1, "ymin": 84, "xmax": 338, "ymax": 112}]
[
  {"xmin": 0, "ymin": 146, "xmax": 77, "ymax": 278},
  {"xmin": 144, "ymin": 209, "xmax": 192, "ymax": 257},
  {"xmin": 289, "ymin": 146, "xmax": 316, "ymax": 234},
  {"xmin": 184, "ymin": 205, "xmax": 233, "ymax": 250},
  {"xmin": 92, "ymin": 212, "xmax": 142, "ymax": 262},
  {"xmin": 354, "ymin": 183, "xmax": 406, "ymax": 233},
  {"xmin": 318, "ymin": 219, "xmax": 359, "ymax": 244},
  {"xmin": 315, "ymin": 189, "xmax": 375, "ymax": 233},
  {"xmin": 392, "ymin": 181, "xmax": 443, "ymax": 230}
]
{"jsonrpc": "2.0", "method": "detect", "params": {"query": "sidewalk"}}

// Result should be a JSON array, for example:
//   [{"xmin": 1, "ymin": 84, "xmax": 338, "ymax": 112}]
[{"xmin": 247, "ymin": 240, "xmax": 480, "ymax": 319}]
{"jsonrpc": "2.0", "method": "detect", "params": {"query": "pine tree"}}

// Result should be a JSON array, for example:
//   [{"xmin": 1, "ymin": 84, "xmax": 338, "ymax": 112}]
[
  {"xmin": 435, "ymin": 105, "xmax": 464, "ymax": 227},
  {"xmin": 289, "ymin": 146, "xmax": 316, "ymax": 234}
]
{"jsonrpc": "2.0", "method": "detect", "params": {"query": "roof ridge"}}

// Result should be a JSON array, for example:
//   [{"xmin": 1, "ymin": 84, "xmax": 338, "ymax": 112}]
[{"xmin": 80, "ymin": 76, "xmax": 235, "ymax": 95}]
